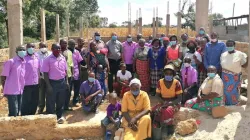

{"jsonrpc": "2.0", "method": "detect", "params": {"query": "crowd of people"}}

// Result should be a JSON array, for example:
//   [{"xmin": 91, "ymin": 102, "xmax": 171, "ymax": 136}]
[{"xmin": 0, "ymin": 27, "xmax": 248, "ymax": 139}]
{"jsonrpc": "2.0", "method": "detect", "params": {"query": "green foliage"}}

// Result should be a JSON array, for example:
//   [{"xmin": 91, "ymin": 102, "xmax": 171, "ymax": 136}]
[
  {"xmin": 109, "ymin": 22, "xmax": 117, "ymax": 28},
  {"xmin": 0, "ymin": 0, "xmax": 99, "ymax": 48},
  {"xmin": 23, "ymin": 37, "xmax": 39, "ymax": 44}
]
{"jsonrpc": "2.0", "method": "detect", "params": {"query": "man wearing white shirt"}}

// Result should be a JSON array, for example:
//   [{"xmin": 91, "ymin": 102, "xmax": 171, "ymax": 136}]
[{"xmin": 37, "ymin": 42, "xmax": 52, "ymax": 114}]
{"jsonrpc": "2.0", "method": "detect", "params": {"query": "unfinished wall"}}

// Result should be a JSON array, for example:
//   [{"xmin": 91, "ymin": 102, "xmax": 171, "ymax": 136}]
[{"xmin": 0, "ymin": 115, "xmax": 102, "ymax": 139}]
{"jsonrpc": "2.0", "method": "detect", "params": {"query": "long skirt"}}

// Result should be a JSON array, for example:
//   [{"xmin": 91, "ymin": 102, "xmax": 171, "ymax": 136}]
[
  {"xmin": 185, "ymin": 96, "xmax": 224, "ymax": 114},
  {"xmin": 136, "ymin": 59, "xmax": 150, "ymax": 92},
  {"xmin": 222, "ymin": 69, "xmax": 241, "ymax": 105},
  {"xmin": 198, "ymin": 71, "xmax": 207, "ymax": 87},
  {"xmin": 122, "ymin": 115, "xmax": 151, "ymax": 140},
  {"xmin": 151, "ymin": 103, "xmax": 180, "ymax": 126},
  {"xmin": 113, "ymin": 82, "xmax": 130, "ymax": 98},
  {"xmin": 150, "ymin": 69, "xmax": 163, "ymax": 88}
]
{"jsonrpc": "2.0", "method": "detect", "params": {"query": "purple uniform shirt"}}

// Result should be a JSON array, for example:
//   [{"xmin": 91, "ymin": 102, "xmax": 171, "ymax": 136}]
[
  {"xmin": 1, "ymin": 56, "xmax": 26, "ymax": 95},
  {"xmin": 24, "ymin": 54, "xmax": 40, "ymax": 85},
  {"xmin": 72, "ymin": 50, "xmax": 83, "ymax": 80},
  {"xmin": 107, "ymin": 102, "xmax": 121, "ymax": 118},
  {"xmin": 41, "ymin": 54, "xmax": 67, "ymax": 80},
  {"xmin": 79, "ymin": 79, "xmax": 101, "ymax": 97},
  {"xmin": 122, "ymin": 41, "xmax": 137, "ymax": 64},
  {"xmin": 181, "ymin": 66, "xmax": 198, "ymax": 87}
]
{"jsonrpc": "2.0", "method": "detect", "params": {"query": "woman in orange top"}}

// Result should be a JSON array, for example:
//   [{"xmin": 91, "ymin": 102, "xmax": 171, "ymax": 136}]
[
  {"xmin": 122, "ymin": 78, "xmax": 151, "ymax": 140},
  {"xmin": 151, "ymin": 64, "xmax": 183, "ymax": 137},
  {"xmin": 166, "ymin": 35, "xmax": 183, "ymax": 63}
]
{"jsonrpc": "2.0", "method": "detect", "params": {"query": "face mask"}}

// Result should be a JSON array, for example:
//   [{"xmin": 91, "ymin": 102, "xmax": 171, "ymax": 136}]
[
  {"xmin": 149, "ymin": 40, "xmax": 152, "ymax": 44},
  {"xmin": 95, "ymin": 36, "xmax": 101, "ymax": 41},
  {"xmin": 227, "ymin": 46, "xmax": 235, "ymax": 52},
  {"xmin": 199, "ymin": 30, "xmax": 205, "ymax": 35},
  {"xmin": 182, "ymin": 40, "xmax": 188, "ymax": 43},
  {"xmin": 184, "ymin": 63, "xmax": 191, "ymax": 67},
  {"xmin": 127, "ymin": 38, "xmax": 132, "ymax": 42},
  {"xmin": 165, "ymin": 76, "xmax": 173, "ymax": 81},
  {"xmin": 40, "ymin": 48, "xmax": 47, "ymax": 53},
  {"xmin": 52, "ymin": 50, "xmax": 60, "ymax": 57},
  {"xmin": 88, "ymin": 77, "xmax": 95, "ymax": 82},
  {"xmin": 188, "ymin": 47, "xmax": 195, "ymax": 53},
  {"xmin": 153, "ymin": 46, "xmax": 160, "ymax": 49},
  {"xmin": 207, "ymin": 73, "xmax": 216, "ymax": 78},
  {"xmin": 170, "ymin": 41, "xmax": 177, "ymax": 46},
  {"xmin": 17, "ymin": 51, "xmax": 27, "ymax": 58},
  {"xmin": 131, "ymin": 90, "xmax": 140, "ymax": 96},
  {"xmin": 211, "ymin": 39, "xmax": 217, "ymax": 43},
  {"xmin": 112, "ymin": 36, "xmax": 117, "ymax": 41},
  {"xmin": 27, "ymin": 48, "xmax": 34, "ymax": 55}
]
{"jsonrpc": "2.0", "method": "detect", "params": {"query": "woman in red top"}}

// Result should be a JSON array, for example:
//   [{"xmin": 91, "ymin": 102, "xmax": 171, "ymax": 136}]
[
  {"xmin": 166, "ymin": 35, "xmax": 182, "ymax": 63},
  {"xmin": 194, "ymin": 36, "xmax": 209, "ymax": 86}
]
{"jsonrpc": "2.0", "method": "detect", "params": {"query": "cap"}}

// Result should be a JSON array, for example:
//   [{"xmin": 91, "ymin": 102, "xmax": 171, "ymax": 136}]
[
  {"xmin": 164, "ymin": 64, "xmax": 175, "ymax": 71},
  {"xmin": 129, "ymin": 78, "xmax": 141, "ymax": 87}
]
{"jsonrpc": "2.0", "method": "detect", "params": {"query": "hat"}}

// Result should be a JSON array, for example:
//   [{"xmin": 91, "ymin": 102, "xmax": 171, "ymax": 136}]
[
  {"xmin": 129, "ymin": 78, "xmax": 141, "ymax": 87},
  {"xmin": 162, "ymin": 37, "xmax": 169, "ymax": 41},
  {"xmin": 169, "ymin": 59, "xmax": 182, "ymax": 68},
  {"xmin": 164, "ymin": 64, "xmax": 175, "ymax": 71}
]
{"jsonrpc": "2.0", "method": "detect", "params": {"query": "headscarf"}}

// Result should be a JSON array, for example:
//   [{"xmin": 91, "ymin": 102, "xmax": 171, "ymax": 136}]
[{"xmin": 129, "ymin": 78, "xmax": 141, "ymax": 87}]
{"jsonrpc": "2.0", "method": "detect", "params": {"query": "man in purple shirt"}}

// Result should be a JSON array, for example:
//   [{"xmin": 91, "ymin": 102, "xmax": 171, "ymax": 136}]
[
  {"xmin": 21, "ymin": 43, "xmax": 40, "ymax": 116},
  {"xmin": 1, "ymin": 45, "xmax": 26, "ymax": 117},
  {"xmin": 181, "ymin": 57, "xmax": 198, "ymax": 104},
  {"xmin": 122, "ymin": 35, "xmax": 137, "ymax": 73},
  {"xmin": 68, "ymin": 39, "xmax": 83, "ymax": 106},
  {"xmin": 41, "ymin": 43, "xmax": 68, "ymax": 124},
  {"xmin": 79, "ymin": 71, "xmax": 103, "ymax": 113}
]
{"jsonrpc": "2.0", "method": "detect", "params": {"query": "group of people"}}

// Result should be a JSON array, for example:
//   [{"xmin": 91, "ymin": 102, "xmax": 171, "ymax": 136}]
[{"xmin": 0, "ymin": 27, "xmax": 248, "ymax": 139}]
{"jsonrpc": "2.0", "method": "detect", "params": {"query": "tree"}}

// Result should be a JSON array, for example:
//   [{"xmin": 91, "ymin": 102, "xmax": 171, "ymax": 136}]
[
  {"xmin": 109, "ymin": 22, "xmax": 117, "ymax": 28},
  {"xmin": 176, "ymin": 1, "xmax": 224, "ymax": 30},
  {"xmin": 210, "ymin": 13, "xmax": 224, "ymax": 26},
  {"xmin": 100, "ymin": 17, "xmax": 108, "ymax": 27},
  {"xmin": 88, "ymin": 14, "xmax": 101, "ymax": 28}
]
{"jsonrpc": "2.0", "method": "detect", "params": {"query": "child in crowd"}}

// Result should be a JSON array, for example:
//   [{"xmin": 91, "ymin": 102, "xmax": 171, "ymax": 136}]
[
  {"xmin": 181, "ymin": 57, "xmax": 198, "ymax": 104},
  {"xmin": 113, "ymin": 63, "xmax": 132, "ymax": 98},
  {"xmin": 96, "ymin": 64, "xmax": 107, "ymax": 100},
  {"xmin": 101, "ymin": 92, "xmax": 121, "ymax": 139}
]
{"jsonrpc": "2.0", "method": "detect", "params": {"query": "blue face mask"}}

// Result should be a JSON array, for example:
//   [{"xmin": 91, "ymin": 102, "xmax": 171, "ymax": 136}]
[
  {"xmin": 227, "ymin": 46, "xmax": 235, "ymax": 52},
  {"xmin": 112, "ymin": 36, "xmax": 117, "ymax": 41},
  {"xmin": 131, "ymin": 90, "xmax": 140, "ymax": 96},
  {"xmin": 95, "ymin": 36, "xmax": 101, "ymax": 41},
  {"xmin": 199, "ymin": 30, "xmax": 205, "ymax": 35},
  {"xmin": 17, "ymin": 51, "xmax": 27, "ymax": 58},
  {"xmin": 88, "ymin": 77, "xmax": 95, "ymax": 82},
  {"xmin": 127, "ymin": 38, "xmax": 132, "ymax": 42},
  {"xmin": 170, "ymin": 41, "xmax": 177, "ymax": 46},
  {"xmin": 27, "ymin": 48, "xmax": 34, "ymax": 55},
  {"xmin": 165, "ymin": 76, "xmax": 173, "ymax": 81},
  {"xmin": 207, "ymin": 73, "xmax": 216, "ymax": 78}
]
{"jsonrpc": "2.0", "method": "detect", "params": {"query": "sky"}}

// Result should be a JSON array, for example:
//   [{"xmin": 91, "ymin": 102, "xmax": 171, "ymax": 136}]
[{"xmin": 97, "ymin": 0, "xmax": 250, "ymax": 26}]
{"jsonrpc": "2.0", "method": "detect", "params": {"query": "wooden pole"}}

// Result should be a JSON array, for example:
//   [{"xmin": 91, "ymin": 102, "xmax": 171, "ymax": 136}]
[
  {"xmin": 56, "ymin": 14, "xmax": 60, "ymax": 42},
  {"xmin": 247, "ymin": 0, "xmax": 250, "ymax": 105},
  {"xmin": 66, "ymin": 14, "xmax": 70, "ymax": 38},
  {"xmin": 40, "ymin": 8, "xmax": 46, "ymax": 42}
]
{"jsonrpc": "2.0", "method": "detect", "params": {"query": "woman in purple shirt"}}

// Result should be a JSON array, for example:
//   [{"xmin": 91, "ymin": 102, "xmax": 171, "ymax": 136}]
[{"xmin": 1, "ymin": 45, "xmax": 26, "ymax": 117}]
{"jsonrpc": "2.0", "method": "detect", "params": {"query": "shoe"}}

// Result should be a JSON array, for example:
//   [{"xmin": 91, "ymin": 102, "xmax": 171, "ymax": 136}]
[
  {"xmin": 57, "ymin": 117, "xmax": 65, "ymax": 124},
  {"xmin": 64, "ymin": 107, "xmax": 73, "ymax": 111}
]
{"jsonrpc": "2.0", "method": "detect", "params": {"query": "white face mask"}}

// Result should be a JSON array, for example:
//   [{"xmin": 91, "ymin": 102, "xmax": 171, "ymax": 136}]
[
  {"xmin": 184, "ymin": 63, "xmax": 191, "ymax": 68},
  {"xmin": 211, "ymin": 39, "xmax": 217, "ymax": 43},
  {"xmin": 40, "ymin": 48, "xmax": 47, "ymax": 53}
]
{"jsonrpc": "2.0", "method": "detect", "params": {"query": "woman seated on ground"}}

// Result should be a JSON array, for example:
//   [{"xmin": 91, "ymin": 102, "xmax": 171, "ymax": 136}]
[
  {"xmin": 185, "ymin": 65, "xmax": 224, "ymax": 113},
  {"xmin": 151, "ymin": 64, "xmax": 183, "ymax": 137},
  {"xmin": 122, "ymin": 78, "xmax": 151, "ymax": 140},
  {"xmin": 113, "ymin": 63, "xmax": 132, "ymax": 98},
  {"xmin": 221, "ymin": 39, "xmax": 248, "ymax": 105},
  {"xmin": 79, "ymin": 71, "xmax": 103, "ymax": 113}
]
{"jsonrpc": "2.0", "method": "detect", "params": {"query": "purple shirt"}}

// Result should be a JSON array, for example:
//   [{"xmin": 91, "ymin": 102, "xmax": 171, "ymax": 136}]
[
  {"xmin": 72, "ymin": 50, "xmax": 83, "ymax": 80},
  {"xmin": 107, "ymin": 102, "xmax": 121, "ymax": 118},
  {"xmin": 41, "ymin": 54, "xmax": 67, "ymax": 80},
  {"xmin": 79, "ymin": 79, "xmax": 101, "ymax": 97},
  {"xmin": 181, "ymin": 66, "xmax": 197, "ymax": 87},
  {"xmin": 122, "ymin": 41, "xmax": 137, "ymax": 64},
  {"xmin": 24, "ymin": 54, "xmax": 40, "ymax": 85},
  {"xmin": 1, "ymin": 56, "xmax": 26, "ymax": 95}
]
